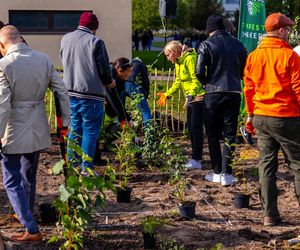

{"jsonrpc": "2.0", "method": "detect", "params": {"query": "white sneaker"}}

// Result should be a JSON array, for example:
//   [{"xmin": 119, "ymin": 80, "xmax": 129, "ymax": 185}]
[
  {"xmin": 221, "ymin": 173, "xmax": 238, "ymax": 186},
  {"xmin": 185, "ymin": 159, "xmax": 202, "ymax": 170},
  {"xmin": 204, "ymin": 171, "xmax": 221, "ymax": 183}
]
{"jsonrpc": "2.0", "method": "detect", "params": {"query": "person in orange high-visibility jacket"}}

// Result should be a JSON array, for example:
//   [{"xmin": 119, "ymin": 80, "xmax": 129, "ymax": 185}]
[{"xmin": 244, "ymin": 12, "xmax": 300, "ymax": 227}]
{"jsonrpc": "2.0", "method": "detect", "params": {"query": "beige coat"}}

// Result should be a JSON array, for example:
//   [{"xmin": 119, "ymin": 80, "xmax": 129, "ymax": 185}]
[{"xmin": 0, "ymin": 43, "xmax": 70, "ymax": 154}]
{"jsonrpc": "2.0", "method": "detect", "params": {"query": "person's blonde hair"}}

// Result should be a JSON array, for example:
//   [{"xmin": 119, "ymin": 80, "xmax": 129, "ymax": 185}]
[{"xmin": 164, "ymin": 40, "xmax": 182, "ymax": 54}]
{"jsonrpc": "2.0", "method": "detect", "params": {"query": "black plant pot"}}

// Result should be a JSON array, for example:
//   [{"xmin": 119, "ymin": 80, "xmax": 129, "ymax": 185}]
[
  {"xmin": 116, "ymin": 187, "xmax": 132, "ymax": 203},
  {"xmin": 179, "ymin": 201, "xmax": 196, "ymax": 219},
  {"xmin": 39, "ymin": 203, "xmax": 57, "ymax": 223},
  {"xmin": 143, "ymin": 232, "xmax": 156, "ymax": 249},
  {"xmin": 234, "ymin": 193, "xmax": 250, "ymax": 209},
  {"xmin": 136, "ymin": 159, "xmax": 148, "ymax": 169}
]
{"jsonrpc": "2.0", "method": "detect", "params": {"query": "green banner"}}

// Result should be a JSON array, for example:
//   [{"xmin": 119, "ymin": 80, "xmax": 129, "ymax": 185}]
[
  {"xmin": 238, "ymin": 0, "xmax": 266, "ymax": 119},
  {"xmin": 238, "ymin": 0, "xmax": 266, "ymax": 54}
]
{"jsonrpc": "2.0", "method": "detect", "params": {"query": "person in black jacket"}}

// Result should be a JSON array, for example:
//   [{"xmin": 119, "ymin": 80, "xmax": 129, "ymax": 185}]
[
  {"xmin": 196, "ymin": 15, "xmax": 247, "ymax": 186},
  {"xmin": 120, "ymin": 58, "xmax": 152, "ymax": 124},
  {"xmin": 93, "ymin": 58, "xmax": 133, "ymax": 165}
]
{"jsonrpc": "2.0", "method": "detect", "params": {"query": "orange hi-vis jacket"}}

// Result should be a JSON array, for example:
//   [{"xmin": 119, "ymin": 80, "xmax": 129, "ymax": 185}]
[{"xmin": 244, "ymin": 37, "xmax": 300, "ymax": 117}]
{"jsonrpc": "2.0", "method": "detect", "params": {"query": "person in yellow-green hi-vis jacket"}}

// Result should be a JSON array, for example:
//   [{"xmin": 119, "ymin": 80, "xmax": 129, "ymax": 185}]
[{"xmin": 157, "ymin": 40, "xmax": 205, "ymax": 170}]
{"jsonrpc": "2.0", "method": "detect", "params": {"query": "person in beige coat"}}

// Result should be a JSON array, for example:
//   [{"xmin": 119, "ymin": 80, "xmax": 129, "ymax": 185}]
[{"xmin": 0, "ymin": 25, "xmax": 70, "ymax": 242}]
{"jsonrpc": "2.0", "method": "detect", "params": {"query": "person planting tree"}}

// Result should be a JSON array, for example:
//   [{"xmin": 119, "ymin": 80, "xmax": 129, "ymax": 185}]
[{"xmin": 157, "ymin": 40, "xmax": 205, "ymax": 170}]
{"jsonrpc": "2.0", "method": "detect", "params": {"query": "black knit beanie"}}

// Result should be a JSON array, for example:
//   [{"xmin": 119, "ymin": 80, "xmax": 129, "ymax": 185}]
[{"xmin": 205, "ymin": 15, "xmax": 225, "ymax": 33}]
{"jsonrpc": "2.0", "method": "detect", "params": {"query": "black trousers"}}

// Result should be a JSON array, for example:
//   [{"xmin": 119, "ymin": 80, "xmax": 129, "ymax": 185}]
[
  {"xmin": 187, "ymin": 101, "xmax": 204, "ymax": 161},
  {"xmin": 204, "ymin": 92, "xmax": 241, "ymax": 174},
  {"xmin": 253, "ymin": 115, "xmax": 300, "ymax": 216}
]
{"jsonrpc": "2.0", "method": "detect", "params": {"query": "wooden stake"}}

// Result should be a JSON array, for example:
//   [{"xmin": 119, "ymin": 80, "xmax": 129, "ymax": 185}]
[
  {"xmin": 153, "ymin": 68, "xmax": 157, "ymax": 121},
  {"xmin": 165, "ymin": 68, "xmax": 171, "ymax": 128},
  {"xmin": 159, "ymin": 68, "xmax": 165, "ymax": 129},
  {"xmin": 178, "ymin": 90, "xmax": 181, "ymax": 132}
]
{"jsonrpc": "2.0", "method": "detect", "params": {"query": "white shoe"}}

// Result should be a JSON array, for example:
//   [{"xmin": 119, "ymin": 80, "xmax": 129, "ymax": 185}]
[
  {"xmin": 185, "ymin": 159, "xmax": 202, "ymax": 170},
  {"xmin": 204, "ymin": 171, "xmax": 221, "ymax": 183},
  {"xmin": 221, "ymin": 173, "xmax": 238, "ymax": 186}
]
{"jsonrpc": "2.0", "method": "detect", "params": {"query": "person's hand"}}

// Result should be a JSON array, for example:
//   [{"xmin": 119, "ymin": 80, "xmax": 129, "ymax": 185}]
[
  {"xmin": 59, "ymin": 127, "xmax": 69, "ymax": 138},
  {"xmin": 157, "ymin": 93, "xmax": 167, "ymax": 107},
  {"xmin": 106, "ymin": 80, "xmax": 116, "ymax": 89},
  {"xmin": 245, "ymin": 116, "xmax": 256, "ymax": 135},
  {"xmin": 120, "ymin": 120, "xmax": 131, "ymax": 129}
]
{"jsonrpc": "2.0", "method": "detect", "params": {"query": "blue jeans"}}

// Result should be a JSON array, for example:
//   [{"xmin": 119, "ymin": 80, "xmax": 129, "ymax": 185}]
[
  {"xmin": 120, "ymin": 81, "xmax": 151, "ymax": 124},
  {"xmin": 1, "ymin": 152, "xmax": 40, "ymax": 233},
  {"xmin": 68, "ymin": 96, "xmax": 105, "ymax": 170}
]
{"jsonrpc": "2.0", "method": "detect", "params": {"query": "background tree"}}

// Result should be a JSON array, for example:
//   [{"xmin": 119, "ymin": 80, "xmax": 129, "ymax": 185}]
[
  {"xmin": 186, "ymin": 0, "xmax": 224, "ymax": 30},
  {"xmin": 132, "ymin": 0, "xmax": 161, "ymax": 31},
  {"xmin": 132, "ymin": 0, "xmax": 225, "ymax": 32},
  {"xmin": 266, "ymin": 0, "xmax": 300, "ymax": 18},
  {"xmin": 168, "ymin": 0, "xmax": 189, "ymax": 30}
]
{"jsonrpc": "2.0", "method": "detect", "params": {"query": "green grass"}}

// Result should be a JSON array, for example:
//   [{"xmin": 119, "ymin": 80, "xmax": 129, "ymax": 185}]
[
  {"xmin": 152, "ymin": 41, "xmax": 165, "ymax": 48},
  {"xmin": 132, "ymin": 50, "xmax": 173, "ymax": 70}
]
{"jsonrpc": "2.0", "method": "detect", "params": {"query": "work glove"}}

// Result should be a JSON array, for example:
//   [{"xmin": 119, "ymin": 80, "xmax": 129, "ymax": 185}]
[
  {"xmin": 245, "ymin": 116, "xmax": 256, "ymax": 135},
  {"xmin": 120, "ymin": 120, "xmax": 131, "ymax": 129},
  {"xmin": 157, "ymin": 93, "xmax": 167, "ymax": 107},
  {"xmin": 59, "ymin": 127, "xmax": 69, "ymax": 138}
]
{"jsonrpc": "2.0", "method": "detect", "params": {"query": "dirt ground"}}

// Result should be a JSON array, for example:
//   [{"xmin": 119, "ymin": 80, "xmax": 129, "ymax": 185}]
[{"xmin": 0, "ymin": 134, "xmax": 299, "ymax": 250}]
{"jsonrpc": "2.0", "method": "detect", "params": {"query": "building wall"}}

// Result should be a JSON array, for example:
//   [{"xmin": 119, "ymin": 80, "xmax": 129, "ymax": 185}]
[{"xmin": 0, "ymin": 0, "xmax": 132, "ymax": 66}]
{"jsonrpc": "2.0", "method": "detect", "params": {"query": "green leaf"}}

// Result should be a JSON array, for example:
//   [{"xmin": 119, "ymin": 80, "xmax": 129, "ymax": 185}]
[
  {"xmin": 95, "ymin": 195, "xmax": 105, "ymax": 207},
  {"xmin": 48, "ymin": 235, "xmax": 59, "ymax": 243},
  {"xmin": 81, "ymin": 176, "xmax": 94, "ymax": 191},
  {"xmin": 53, "ymin": 199, "xmax": 68, "ymax": 213},
  {"xmin": 77, "ymin": 194, "xmax": 86, "ymax": 208},
  {"xmin": 59, "ymin": 185, "xmax": 72, "ymax": 202},
  {"xmin": 94, "ymin": 177, "xmax": 105, "ymax": 190},
  {"xmin": 52, "ymin": 160, "xmax": 65, "ymax": 175},
  {"xmin": 67, "ymin": 175, "xmax": 80, "ymax": 189},
  {"xmin": 61, "ymin": 214, "xmax": 71, "ymax": 229}
]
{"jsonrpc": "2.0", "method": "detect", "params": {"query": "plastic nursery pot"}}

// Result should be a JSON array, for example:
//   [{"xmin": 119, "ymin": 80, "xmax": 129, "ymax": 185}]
[
  {"xmin": 234, "ymin": 193, "xmax": 250, "ymax": 209},
  {"xmin": 136, "ymin": 159, "xmax": 148, "ymax": 169},
  {"xmin": 143, "ymin": 232, "xmax": 156, "ymax": 249},
  {"xmin": 39, "ymin": 203, "xmax": 57, "ymax": 223},
  {"xmin": 116, "ymin": 187, "xmax": 132, "ymax": 203},
  {"xmin": 178, "ymin": 201, "xmax": 196, "ymax": 219}
]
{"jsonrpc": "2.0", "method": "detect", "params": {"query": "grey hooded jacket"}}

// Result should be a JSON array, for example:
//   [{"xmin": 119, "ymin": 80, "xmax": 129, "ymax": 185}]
[{"xmin": 0, "ymin": 43, "xmax": 70, "ymax": 154}]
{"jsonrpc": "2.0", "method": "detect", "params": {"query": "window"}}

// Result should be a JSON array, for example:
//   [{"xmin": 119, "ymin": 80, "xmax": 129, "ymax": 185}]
[{"xmin": 9, "ymin": 10, "xmax": 92, "ymax": 34}]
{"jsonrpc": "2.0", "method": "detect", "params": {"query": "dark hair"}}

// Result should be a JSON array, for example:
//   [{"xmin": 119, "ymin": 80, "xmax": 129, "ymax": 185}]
[
  {"xmin": 114, "ymin": 57, "xmax": 132, "ymax": 71},
  {"xmin": 0, "ymin": 21, "xmax": 4, "ymax": 29}
]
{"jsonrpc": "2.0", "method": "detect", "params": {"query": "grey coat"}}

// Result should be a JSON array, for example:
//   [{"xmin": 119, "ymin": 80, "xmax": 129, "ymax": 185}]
[{"xmin": 0, "ymin": 43, "xmax": 70, "ymax": 154}]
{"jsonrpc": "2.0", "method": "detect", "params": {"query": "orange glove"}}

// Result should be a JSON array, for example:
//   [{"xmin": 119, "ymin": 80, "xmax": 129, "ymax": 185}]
[
  {"xmin": 120, "ymin": 120, "xmax": 131, "ymax": 129},
  {"xmin": 157, "ymin": 93, "xmax": 167, "ymax": 107},
  {"xmin": 59, "ymin": 127, "xmax": 69, "ymax": 138},
  {"xmin": 245, "ymin": 117, "xmax": 256, "ymax": 135}
]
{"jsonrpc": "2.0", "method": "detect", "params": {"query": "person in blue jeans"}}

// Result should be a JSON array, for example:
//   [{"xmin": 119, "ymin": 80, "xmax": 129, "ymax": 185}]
[
  {"xmin": 120, "ymin": 58, "xmax": 152, "ymax": 125},
  {"xmin": 60, "ymin": 12, "xmax": 115, "ymax": 173}
]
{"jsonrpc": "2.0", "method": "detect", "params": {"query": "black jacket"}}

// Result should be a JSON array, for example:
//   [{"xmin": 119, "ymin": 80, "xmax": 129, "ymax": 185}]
[
  {"xmin": 195, "ymin": 30, "xmax": 247, "ymax": 93},
  {"xmin": 127, "ymin": 58, "xmax": 150, "ymax": 98},
  {"xmin": 105, "ymin": 66, "xmax": 131, "ymax": 122}
]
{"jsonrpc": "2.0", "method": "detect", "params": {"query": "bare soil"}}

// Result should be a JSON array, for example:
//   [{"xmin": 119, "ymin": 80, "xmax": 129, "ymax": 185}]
[{"xmin": 0, "ymin": 134, "xmax": 299, "ymax": 249}]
